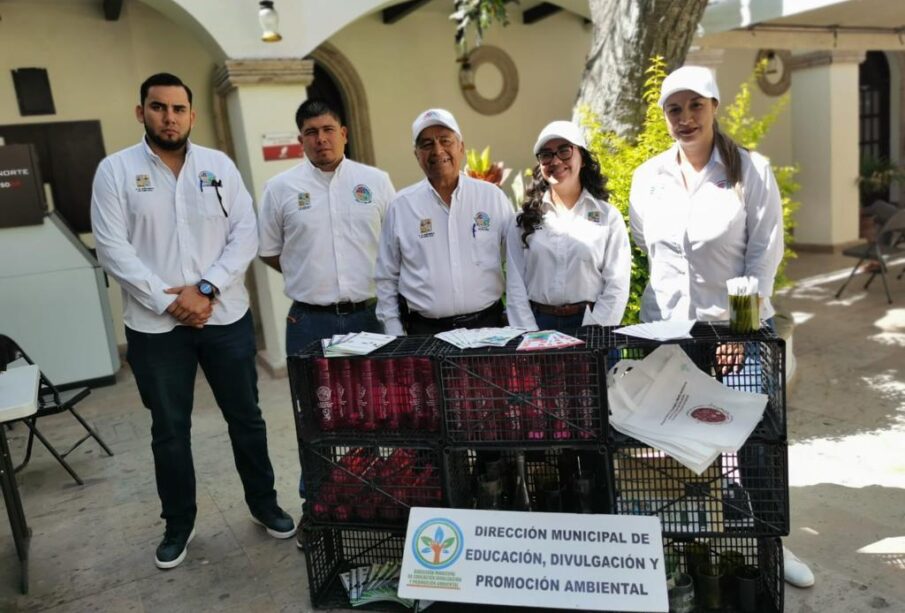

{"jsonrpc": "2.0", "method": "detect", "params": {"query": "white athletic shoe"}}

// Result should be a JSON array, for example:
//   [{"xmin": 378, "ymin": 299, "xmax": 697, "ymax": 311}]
[{"xmin": 783, "ymin": 546, "xmax": 815, "ymax": 588}]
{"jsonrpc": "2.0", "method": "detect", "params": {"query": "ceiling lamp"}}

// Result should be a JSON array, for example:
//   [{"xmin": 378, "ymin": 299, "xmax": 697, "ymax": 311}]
[{"xmin": 259, "ymin": 1, "xmax": 282, "ymax": 43}]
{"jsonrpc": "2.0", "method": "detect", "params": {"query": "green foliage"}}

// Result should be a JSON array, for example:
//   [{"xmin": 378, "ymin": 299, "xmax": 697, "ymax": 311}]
[
  {"xmin": 466, "ymin": 146, "xmax": 493, "ymax": 175},
  {"xmin": 451, "ymin": 0, "xmax": 510, "ymax": 57},
  {"xmin": 580, "ymin": 57, "xmax": 800, "ymax": 323}
]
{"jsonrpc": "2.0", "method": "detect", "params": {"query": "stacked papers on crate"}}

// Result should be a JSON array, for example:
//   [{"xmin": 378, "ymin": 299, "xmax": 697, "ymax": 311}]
[
  {"xmin": 607, "ymin": 345, "xmax": 767, "ymax": 474},
  {"xmin": 322, "ymin": 332, "xmax": 395, "ymax": 357},
  {"xmin": 516, "ymin": 330, "xmax": 584, "ymax": 351},
  {"xmin": 340, "ymin": 562, "xmax": 433, "ymax": 609},
  {"xmin": 434, "ymin": 327, "xmax": 526, "ymax": 349},
  {"xmin": 614, "ymin": 319, "xmax": 695, "ymax": 341}
]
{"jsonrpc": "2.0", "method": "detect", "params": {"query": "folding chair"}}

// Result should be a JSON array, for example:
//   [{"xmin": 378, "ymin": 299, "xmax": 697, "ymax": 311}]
[
  {"xmin": 0, "ymin": 334, "xmax": 114, "ymax": 485},
  {"xmin": 835, "ymin": 208, "xmax": 905, "ymax": 304}
]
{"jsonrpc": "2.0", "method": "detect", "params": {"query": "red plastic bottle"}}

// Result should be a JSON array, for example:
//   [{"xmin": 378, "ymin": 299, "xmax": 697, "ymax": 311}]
[
  {"xmin": 574, "ymin": 356, "xmax": 596, "ymax": 439},
  {"xmin": 501, "ymin": 359, "xmax": 525, "ymax": 441},
  {"xmin": 398, "ymin": 358, "xmax": 418, "ymax": 429},
  {"xmin": 336, "ymin": 359, "xmax": 360, "ymax": 429},
  {"xmin": 357, "ymin": 360, "xmax": 378, "ymax": 431},
  {"xmin": 327, "ymin": 360, "xmax": 348, "ymax": 429},
  {"xmin": 473, "ymin": 360, "xmax": 500, "ymax": 441},
  {"xmin": 418, "ymin": 358, "xmax": 440, "ymax": 432},
  {"xmin": 381, "ymin": 359, "xmax": 401, "ymax": 430},
  {"xmin": 313, "ymin": 358, "xmax": 335, "ymax": 431},
  {"xmin": 523, "ymin": 360, "xmax": 547, "ymax": 440},
  {"xmin": 548, "ymin": 361, "xmax": 572, "ymax": 440}
]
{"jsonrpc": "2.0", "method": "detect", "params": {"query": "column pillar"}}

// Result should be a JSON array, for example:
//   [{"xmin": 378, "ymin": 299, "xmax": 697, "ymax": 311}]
[
  {"xmin": 213, "ymin": 58, "xmax": 314, "ymax": 376},
  {"xmin": 789, "ymin": 50, "xmax": 865, "ymax": 249}
]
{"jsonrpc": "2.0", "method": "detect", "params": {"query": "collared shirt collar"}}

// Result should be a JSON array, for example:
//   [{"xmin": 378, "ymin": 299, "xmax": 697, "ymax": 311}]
[
  {"xmin": 425, "ymin": 172, "xmax": 464, "ymax": 210},
  {"xmin": 302, "ymin": 155, "xmax": 346, "ymax": 183},
  {"xmin": 541, "ymin": 187, "xmax": 593, "ymax": 214},
  {"xmin": 140, "ymin": 135, "xmax": 193, "ymax": 161}
]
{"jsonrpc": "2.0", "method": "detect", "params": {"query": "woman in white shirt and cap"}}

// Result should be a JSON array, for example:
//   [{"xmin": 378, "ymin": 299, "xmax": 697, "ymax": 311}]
[
  {"xmin": 506, "ymin": 120, "xmax": 631, "ymax": 331},
  {"xmin": 629, "ymin": 65, "xmax": 814, "ymax": 589}
]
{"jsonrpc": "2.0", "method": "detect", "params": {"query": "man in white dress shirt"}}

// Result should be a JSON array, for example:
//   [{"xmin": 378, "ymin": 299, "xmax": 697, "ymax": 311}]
[
  {"xmin": 258, "ymin": 98, "xmax": 395, "ymax": 355},
  {"xmin": 376, "ymin": 108, "xmax": 514, "ymax": 335},
  {"xmin": 91, "ymin": 73, "xmax": 293, "ymax": 571}
]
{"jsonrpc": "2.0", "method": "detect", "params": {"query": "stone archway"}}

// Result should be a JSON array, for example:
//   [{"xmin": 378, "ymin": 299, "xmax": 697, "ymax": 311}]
[{"xmin": 307, "ymin": 42, "xmax": 376, "ymax": 166}]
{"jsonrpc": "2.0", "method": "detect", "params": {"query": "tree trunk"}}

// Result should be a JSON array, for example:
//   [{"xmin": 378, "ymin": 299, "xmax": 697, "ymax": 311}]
[{"xmin": 574, "ymin": 0, "xmax": 709, "ymax": 138}]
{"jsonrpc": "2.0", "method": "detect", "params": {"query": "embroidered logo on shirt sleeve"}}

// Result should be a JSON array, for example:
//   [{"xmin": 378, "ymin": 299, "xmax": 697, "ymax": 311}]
[
  {"xmin": 353, "ymin": 184, "xmax": 373, "ymax": 204},
  {"xmin": 298, "ymin": 192, "xmax": 312, "ymax": 209},
  {"xmin": 135, "ymin": 174, "xmax": 153, "ymax": 192}
]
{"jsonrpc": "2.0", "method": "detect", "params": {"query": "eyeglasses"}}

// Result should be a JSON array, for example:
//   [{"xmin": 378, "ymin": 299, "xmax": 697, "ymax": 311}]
[{"xmin": 536, "ymin": 144, "xmax": 574, "ymax": 165}]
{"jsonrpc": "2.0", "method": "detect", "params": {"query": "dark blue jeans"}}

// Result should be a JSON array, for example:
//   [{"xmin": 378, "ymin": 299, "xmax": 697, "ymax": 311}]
[
  {"xmin": 126, "ymin": 310, "xmax": 278, "ymax": 532},
  {"xmin": 531, "ymin": 306, "xmax": 584, "ymax": 332},
  {"xmin": 285, "ymin": 302, "xmax": 381, "ymax": 356}
]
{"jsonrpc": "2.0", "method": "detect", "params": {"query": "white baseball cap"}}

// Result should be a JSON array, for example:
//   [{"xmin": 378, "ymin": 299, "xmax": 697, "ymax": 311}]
[
  {"xmin": 533, "ymin": 120, "xmax": 587, "ymax": 155},
  {"xmin": 658, "ymin": 66, "xmax": 721, "ymax": 108},
  {"xmin": 411, "ymin": 108, "xmax": 462, "ymax": 144}
]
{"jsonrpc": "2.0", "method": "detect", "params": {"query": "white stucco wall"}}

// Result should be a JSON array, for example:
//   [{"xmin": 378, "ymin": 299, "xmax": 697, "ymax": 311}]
[
  {"xmin": 325, "ymin": 9, "xmax": 592, "ymax": 188},
  {"xmin": 0, "ymin": 0, "xmax": 220, "ymax": 346}
]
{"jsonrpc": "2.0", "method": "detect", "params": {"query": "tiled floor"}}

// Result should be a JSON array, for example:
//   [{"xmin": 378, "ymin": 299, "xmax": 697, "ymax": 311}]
[{"xmin": 1, "ymin": 252, "xmax": 905, "ymax": 612}]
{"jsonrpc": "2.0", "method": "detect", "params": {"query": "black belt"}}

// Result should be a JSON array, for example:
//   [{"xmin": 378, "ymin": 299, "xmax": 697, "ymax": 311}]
[
  {"xmin": 530, "ymin": 300, "xmax": 593, "ymax": 317},
  {"xmin": 293, "ymin": 298, "xmax": 376, "ymax": 315},
  {"xmin": 407, "ymin": 300, "xmax": 503, "ymax": 328}
]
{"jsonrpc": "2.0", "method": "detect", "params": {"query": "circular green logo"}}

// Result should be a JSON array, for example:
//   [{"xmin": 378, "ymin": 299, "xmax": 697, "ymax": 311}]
[{"xmin": 412, "ymin": 518, "xmax": 464, "ymax": 570}]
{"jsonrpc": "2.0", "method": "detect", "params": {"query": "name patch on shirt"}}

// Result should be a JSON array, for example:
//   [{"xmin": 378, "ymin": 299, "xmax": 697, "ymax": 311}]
[
  {"xmin": 298, "ymin": 192, "xmax": 311, "ymax": 209},
  {"xmin": 587, "ymin": 210, "xmax": 601, "ymax": 224},
  {"xmin": 353, "ymin": 184, "xmax": 373, "ymax": 204},
  {"xmin": 419, "ymin": 218, "xmax": 434, "ymax": 238},
  {"xmin": 135, "ymin": 174, "xmax": 153, "ymax": 192},
  {"xmin": 473, "ymin": 211, "xmax": 491, "ymax": 231}
]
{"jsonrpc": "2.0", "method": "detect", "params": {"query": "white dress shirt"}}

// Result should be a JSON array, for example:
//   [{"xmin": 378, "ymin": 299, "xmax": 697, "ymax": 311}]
[
  {"xmin": 258, "ymin": 157, "xmax": 395, "ymax": 304},
  {"xmin": 91, "ymin": 138, "xmax": 258, "ymax": 333},
  {"xmin": 376, "ymin": 174, "xmax": 514, "ymax": 336},
  {"xmin": 506, "ymin": 190, "xmax": 631, "ymax": 330},
  {"xmin": 629, "ymin": 143, "xmax": 783, "ymax": 323}
]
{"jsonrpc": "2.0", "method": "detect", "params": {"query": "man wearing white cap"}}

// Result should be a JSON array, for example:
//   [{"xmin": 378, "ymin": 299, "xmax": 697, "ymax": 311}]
[{"xmin": 375, "ymin": 108, "xmax": 514, "ymax": 335}]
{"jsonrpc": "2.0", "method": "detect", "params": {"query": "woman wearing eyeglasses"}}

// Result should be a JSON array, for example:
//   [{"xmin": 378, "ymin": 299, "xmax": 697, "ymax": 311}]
[{"xmin": 505, "ymin": 120, "xmax": 631, "ymax": 331}]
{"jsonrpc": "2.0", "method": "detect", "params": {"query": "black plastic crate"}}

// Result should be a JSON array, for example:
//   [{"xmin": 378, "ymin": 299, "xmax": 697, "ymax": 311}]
[
  {"xmin": 663, "ymin": 536, "xmax": 783, "ymax": 613},
  {"xmin": 603, "ymin": 322, "xmax": 786, "ymax": 441},
  {"xmin": 288, "ymin": 336, "xmax": 444, "ymax": 443},
  {"xmin": 302, "ymin": 525, "xmax": 782, "ymax": 612},
  {"xmin": 435, "ymin": 329, "xmax": 606, "ymax": 445},
  {"xmin": 443, "ymin": 446, "xmax": 611, "ymax": 514},
  {"xmin": 610, "ymin": 441, "xmax": 788, "ymax": 537},
  {"xmin": 301, "ymin": 443, "xmax": 445, "ymax": 528},
  {"xmin": 302, "ymin": 524, "xmax": 410, "ymax": 611}
]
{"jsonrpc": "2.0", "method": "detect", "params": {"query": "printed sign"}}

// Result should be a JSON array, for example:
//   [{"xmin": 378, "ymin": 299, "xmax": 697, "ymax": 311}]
[
  {"xmin": 399, "ymin": 508, "xmax": 667, "ymax": 612},
  {"xmin": 262, "ymin": 132, "xmax": 303, "ymax": 161}
]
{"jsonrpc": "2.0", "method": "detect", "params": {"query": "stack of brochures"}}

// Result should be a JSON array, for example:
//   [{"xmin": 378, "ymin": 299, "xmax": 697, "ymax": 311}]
[
  {"xmin": 613, "ymin": 319, "xmax": 695, "ymax": 341},
  {"xmin": 516, "ymin": 330, "xmax": 584, "ymax": 351},
  {"xmin": 606, "ymin": 345, "xmax": 767, "ymax": 474},
  {"xmin": 340, "ymin": 562, "xmax": 433, "ymax": 610},
  {"xmin": 434, "ymin": 327, "xmax": 526, "ymax": 349},
  {"xmin": 321, "ymin": 332, "xmax": 395, "ymax": 357}
]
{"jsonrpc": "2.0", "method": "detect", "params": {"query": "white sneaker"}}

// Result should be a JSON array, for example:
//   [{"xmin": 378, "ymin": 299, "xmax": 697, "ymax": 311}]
[{"xmin": 783, "ymin": 546, "xmax": 815, "ymax": 588}]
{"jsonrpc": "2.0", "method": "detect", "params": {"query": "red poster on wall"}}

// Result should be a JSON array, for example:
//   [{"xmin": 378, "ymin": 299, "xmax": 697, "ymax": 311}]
[{"xmin": 262, "ymin": 132, "xmax": 303, "ymax": 161}]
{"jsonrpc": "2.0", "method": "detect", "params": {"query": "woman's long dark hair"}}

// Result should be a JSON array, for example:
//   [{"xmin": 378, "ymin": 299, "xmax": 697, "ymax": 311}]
[
  {"xmin": 516, "ymin": 147, "xmax": 609, "ymax": 248},
  {"xmin": 712, "ymin": 118, "xmax": 744, "ymax": 188}
]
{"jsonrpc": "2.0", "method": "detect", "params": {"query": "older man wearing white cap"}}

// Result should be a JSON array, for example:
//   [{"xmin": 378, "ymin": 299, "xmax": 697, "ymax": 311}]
[{"xmin": 375, "ymin": 108, "xmax": 514, "ymax": 335}]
